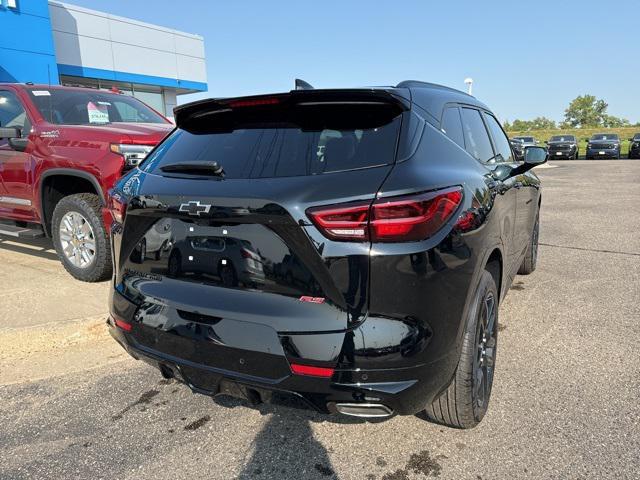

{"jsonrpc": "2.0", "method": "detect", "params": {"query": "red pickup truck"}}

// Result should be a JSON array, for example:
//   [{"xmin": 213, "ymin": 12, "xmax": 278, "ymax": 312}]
[{"xmin": 0, "ymin": 84, "xmax": 173, "ymax": 281}]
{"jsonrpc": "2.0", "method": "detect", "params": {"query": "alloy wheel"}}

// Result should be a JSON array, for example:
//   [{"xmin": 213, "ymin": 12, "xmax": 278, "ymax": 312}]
[
  {"xmin": 472, "ymin": 290, "xmax": 497, "ymax": 418},
  {"xmin": 59, "ymin": 211, "xmax": 96, "ymax": 269}
]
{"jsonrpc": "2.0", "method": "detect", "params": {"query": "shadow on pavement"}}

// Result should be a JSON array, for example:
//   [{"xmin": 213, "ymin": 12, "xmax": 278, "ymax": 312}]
[
  {"xmin": 0, "ymin": 237, "xmax": 59, "ymax": 261},
  {"xmin": 214, "ymin": 394, "xmax": 385, "ymax": 479}
]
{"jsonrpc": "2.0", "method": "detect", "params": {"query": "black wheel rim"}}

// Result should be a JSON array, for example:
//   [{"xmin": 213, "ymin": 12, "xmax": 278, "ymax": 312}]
[{"xmin": 472, "ymin": 291, "xmax": 497, "ymax": 418}]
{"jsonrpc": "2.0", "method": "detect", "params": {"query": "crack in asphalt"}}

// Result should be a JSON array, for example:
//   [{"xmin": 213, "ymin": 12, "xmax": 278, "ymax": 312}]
[{"xmin": 540, "ymin": 242, "xmax": 640, "ymax": 257}]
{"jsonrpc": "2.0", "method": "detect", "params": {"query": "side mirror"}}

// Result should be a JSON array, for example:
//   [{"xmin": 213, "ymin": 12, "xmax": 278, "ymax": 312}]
[
  {"xmin": 524, "ymin": 146, "xmax": 548, "ymax": 165},
  {"xmin": 8, "ymin": 137, "xmax": 28, "ymax": 152},
  {"xmin": 0, "ymin": 127, "xmax": 28, "ymax": 152}
]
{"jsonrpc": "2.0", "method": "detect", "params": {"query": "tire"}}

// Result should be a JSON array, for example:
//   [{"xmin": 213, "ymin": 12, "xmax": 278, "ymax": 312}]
[
  {"xmin": 168, "ymin": 250, "xmax": 181, "ymax": 277},
  {"xmin": 423, "ymin": 269, "xmax": 499, "ymax": 429},
  {"xmin": 131, "ymin": 238, "xmax": 146, "ymax": 264},
  {"xmin": 51, "ymin": 193, "xmax": 112, "ymax": 282},
  {"xmin": 219, "ymin": 263, "xmax": 238, "ymax": 287},
  {"xmin": 518, "ymin": 211, "xmax": 539, "ymax": 275},
  {"xmin": 154, "ymin": 242, "xmax": 165, "ymax": 261},
  {"xmin": 575, "ymin": 150, "xmax": 579, "ymax": 160}
]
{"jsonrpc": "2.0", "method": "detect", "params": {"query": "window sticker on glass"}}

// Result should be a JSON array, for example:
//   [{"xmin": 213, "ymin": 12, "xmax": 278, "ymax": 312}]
[
  {"xmin": 32, "ymin": 90, "xmax": 51, "ymax": 96},
  {"xmin": 87, "ymin": 101, "xmax": 109, "ymax": 124}
]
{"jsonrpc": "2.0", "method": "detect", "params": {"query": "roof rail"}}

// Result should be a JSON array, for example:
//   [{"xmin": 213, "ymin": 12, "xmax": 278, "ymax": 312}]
[{"xmin": 396, "ymin": 80, "xmax": 470, "ymax": 96}]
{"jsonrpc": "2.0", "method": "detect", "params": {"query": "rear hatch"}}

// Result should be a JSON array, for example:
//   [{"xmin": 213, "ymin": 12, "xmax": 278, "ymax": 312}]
[{"xmin": 112, "ymin": 89, "xmax": 409, "ymax": 356}]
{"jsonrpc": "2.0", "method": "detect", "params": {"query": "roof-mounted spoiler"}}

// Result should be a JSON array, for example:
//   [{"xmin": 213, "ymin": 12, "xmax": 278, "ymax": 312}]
[{"xmin": 174, "ymin": 89, "xmax": 410, "ymax": 129}]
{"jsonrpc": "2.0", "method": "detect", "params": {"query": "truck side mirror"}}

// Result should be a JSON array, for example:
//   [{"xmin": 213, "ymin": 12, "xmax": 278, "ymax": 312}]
[{"xmin": 0, "ymin": 127, "xmax": 28, "ymax": 152}]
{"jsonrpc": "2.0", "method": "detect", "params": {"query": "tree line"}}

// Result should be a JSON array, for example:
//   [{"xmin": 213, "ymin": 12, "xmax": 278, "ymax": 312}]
[{"xmin": 503, "ymin": 95, "xmax": 638, "ymax": 131}]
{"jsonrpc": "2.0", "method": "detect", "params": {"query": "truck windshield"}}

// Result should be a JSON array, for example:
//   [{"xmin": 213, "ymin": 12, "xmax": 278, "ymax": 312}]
[{"xmin": 27, "ymin": 88, "xmax": 168, "ymax": 125}]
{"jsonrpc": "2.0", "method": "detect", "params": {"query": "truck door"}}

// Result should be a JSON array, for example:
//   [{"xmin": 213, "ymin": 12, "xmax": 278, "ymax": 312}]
[{"xmin": 0, "ymin": 89, "xmax": 35, "ymax": 220}]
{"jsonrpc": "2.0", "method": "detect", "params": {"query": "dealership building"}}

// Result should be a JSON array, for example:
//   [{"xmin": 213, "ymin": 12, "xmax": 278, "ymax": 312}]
[{"xmin": 0, "ymin": 0, "xmax": 207, "ymax": 119}]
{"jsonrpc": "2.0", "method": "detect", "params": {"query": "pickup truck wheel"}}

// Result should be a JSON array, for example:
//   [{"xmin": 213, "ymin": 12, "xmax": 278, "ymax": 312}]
[
  {"xmin": 52, "ymin": 193, "xmax": 112, "ymax": 282},
  {"xmin": 422, "ymin": 270, "xmax": 498, "ymax": 429},
  {"xmin": 518, "ymin": 211, "xmax": 539, "ymax": 275}
]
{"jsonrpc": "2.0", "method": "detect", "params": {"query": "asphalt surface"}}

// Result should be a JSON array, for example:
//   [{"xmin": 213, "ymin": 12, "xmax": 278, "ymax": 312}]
[{"xmin": 1, "ymin": 160, "xmax": 639, "ymax": 480}]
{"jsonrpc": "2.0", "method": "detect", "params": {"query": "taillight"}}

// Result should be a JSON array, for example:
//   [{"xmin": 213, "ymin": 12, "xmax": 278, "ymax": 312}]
[
  {"xmin": 307, "ymin": 187, "xmax": 463, "ymax": 243},
  {"xmin": 108, "ymin": 191, "xmax": 127, "ymax": 224},
  {"xmin": 306, "ymin": 203, "xmax": 370, "ymax": 241},
  {"xmin": 371, "ymin": 188, "xmax": 463, "ymax": 242}
]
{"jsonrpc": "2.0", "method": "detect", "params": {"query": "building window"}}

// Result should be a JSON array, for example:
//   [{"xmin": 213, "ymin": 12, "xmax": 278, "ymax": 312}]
[{"xmin": 59, "ymin": 75, "xmax": 167, "ymax": 117}]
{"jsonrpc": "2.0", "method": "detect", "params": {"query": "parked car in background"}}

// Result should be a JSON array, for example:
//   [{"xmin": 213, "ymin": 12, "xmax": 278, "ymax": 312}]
[
  {"xmin": 585, "ymin": 133, "xmax": 621, "ymax": 159},
  {"xmin": 511, "ymin": 136, "xmax": 538, "ymax": 148},
  {"xmin": 107, "ymin": 80, "xmax": 546, "ymax": 429},
  {"xmin": 166, "ymin": 235, "xmax": 265, "ymax": 287},
  {"xmin": 509, "ymin": 138, "xmax": 525, "ymax": 161},
  {"xmin": 0, "ymin": 84, "xmax": 172, "ymax": 281},
  {"xmin": 628, "ymin": 133, "xmax": 640, "ymax": 159},
  {"xmin": 546, "ymin": 134, "xmax": 579, "ymax": 160}
]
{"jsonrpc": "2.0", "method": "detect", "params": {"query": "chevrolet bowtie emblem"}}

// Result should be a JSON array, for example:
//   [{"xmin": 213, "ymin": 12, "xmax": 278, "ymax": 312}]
[{"xmin": 179, "ymin": 201, "xmax": 211, "ymax": 216}]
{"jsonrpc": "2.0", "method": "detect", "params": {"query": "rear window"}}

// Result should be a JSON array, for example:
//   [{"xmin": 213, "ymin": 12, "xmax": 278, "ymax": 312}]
[
  {"xmin": 27, "ymin": 88, "xmax": 167, "ymax": 125},
  {"xmin": 142, "ymin": 117, "xmax": 402, "ymax": 179}
]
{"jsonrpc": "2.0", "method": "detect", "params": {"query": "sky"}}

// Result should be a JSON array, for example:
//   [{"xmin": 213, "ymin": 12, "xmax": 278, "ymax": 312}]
[{"xmin": 66, "ymin": 0, "xmax": 638, "ymax": 124}]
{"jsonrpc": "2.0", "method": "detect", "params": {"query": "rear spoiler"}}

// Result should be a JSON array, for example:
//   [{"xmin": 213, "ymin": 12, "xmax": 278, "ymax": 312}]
[{"xmin": 174, "ymin": 89, "xmax": 410, "ymax": 130}]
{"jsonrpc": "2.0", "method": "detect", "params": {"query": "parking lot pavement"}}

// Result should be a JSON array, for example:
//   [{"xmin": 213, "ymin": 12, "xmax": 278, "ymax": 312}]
[{"xmin": 1, "ymin": 160, "xmax": 639, "ymax": 480}]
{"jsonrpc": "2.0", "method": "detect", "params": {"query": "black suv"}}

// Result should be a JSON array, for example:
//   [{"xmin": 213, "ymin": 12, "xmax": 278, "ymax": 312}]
[
  {"xmin": 628, "ymin": 134, "xmax": 640, "ymax": 159},
  {"xmin": 546, "ymin": 134, "xmax": 579, "ymax": 160},
  {"xmin": 107, "ymin": 81, "xmax": 545, "ymax": 429},
  {"xmin": 586, "ymin": 133, "xmax": 621, "ymax": 159}
]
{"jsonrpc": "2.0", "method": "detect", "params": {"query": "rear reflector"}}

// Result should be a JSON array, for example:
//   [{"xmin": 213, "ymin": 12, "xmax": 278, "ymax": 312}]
[
  {"xmin": 108, "ymin": 191, "xmax": 127, "ymax": 224},
  {"xmin": 307, "ymin": 186, "xmax": 463, "ymax": 242},
  {"xmin": 113, "ymin": 316, "xmax": 133, "ymax": 332},
  {"xmin": 290, "ymin": 363, "xmax": 335, "ymax": 378}
]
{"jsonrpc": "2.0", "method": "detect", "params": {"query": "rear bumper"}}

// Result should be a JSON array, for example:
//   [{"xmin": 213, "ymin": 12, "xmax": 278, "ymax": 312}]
[{"xmin": 108, "ymin": 315, "xmax": 459, "ymax": 417}]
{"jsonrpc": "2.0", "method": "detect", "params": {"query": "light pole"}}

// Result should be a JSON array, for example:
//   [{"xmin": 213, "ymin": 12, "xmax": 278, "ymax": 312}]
[{"xmin": 464, "ymin": 78, "xmax": 473, "ymax": 96}]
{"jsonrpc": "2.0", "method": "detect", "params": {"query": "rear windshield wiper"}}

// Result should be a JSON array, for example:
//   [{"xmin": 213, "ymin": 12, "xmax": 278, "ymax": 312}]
[{"xmin": 160, "ymin": 162, "xmax": 225, "ymax": 178}]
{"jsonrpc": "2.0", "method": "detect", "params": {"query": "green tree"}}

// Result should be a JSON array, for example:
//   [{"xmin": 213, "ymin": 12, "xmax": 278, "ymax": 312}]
[
  {"xmin": 506, "ymin": 117, "xmax": 556, "ymax": 131},
  {"xmin": 563, "ymin": 95, "xmax": 608, "ymax": 128},
  {"xmin": 602, "ymin": 115, "xmax": 630, "ymax": 128},
  {"xmin": 530, "ymin": 116, "xmax": 557, "ymax": 130}
]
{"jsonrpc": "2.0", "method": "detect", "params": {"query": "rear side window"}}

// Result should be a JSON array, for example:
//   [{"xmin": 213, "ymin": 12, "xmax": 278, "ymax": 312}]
[
  {"xmin": 440, "ymin": 107, "xmax": 465, "ymax": 148},
  {"xmin": 460, "ymin": 108, "xmax": 494, "ymax": 163},
  {"xmin": 142, "ymin": 117, "xmax": 402, "ymax": 179},
  {"xmin": 483, "ymin": 113, "xmax": 514, "ymax": 163}
]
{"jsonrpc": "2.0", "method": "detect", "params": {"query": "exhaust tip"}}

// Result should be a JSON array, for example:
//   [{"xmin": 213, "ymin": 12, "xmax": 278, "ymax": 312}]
[{"xmin": 334, "ymin": 403, "xmax": 393, "ymax": 418}]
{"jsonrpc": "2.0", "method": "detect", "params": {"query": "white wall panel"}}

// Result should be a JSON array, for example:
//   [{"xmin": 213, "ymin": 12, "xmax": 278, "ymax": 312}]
[
  {"xmin": 112, "ymin": 43, "xmax": 178, "ymax": 79},
  {"xmin": 176, "ymin": 55, "xmax": 207, "ymax": 84},
  {"xmin": 108, "ymin": 20, "xmax": 176, "ymax": 52},
  {"xmin": 52, "ymin": 30, "xmax": 114, "ymax": 70},
  {"xmin": 49, "ymin": 1, "xmax": 207, "ymax": 87},
  {"xmin": 49, "ymin": 3, "xmax": 110, "ymax": 39},
  {"xmin": 175, "ymin": 35, "xmax": 205, "ymax": 59}
]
